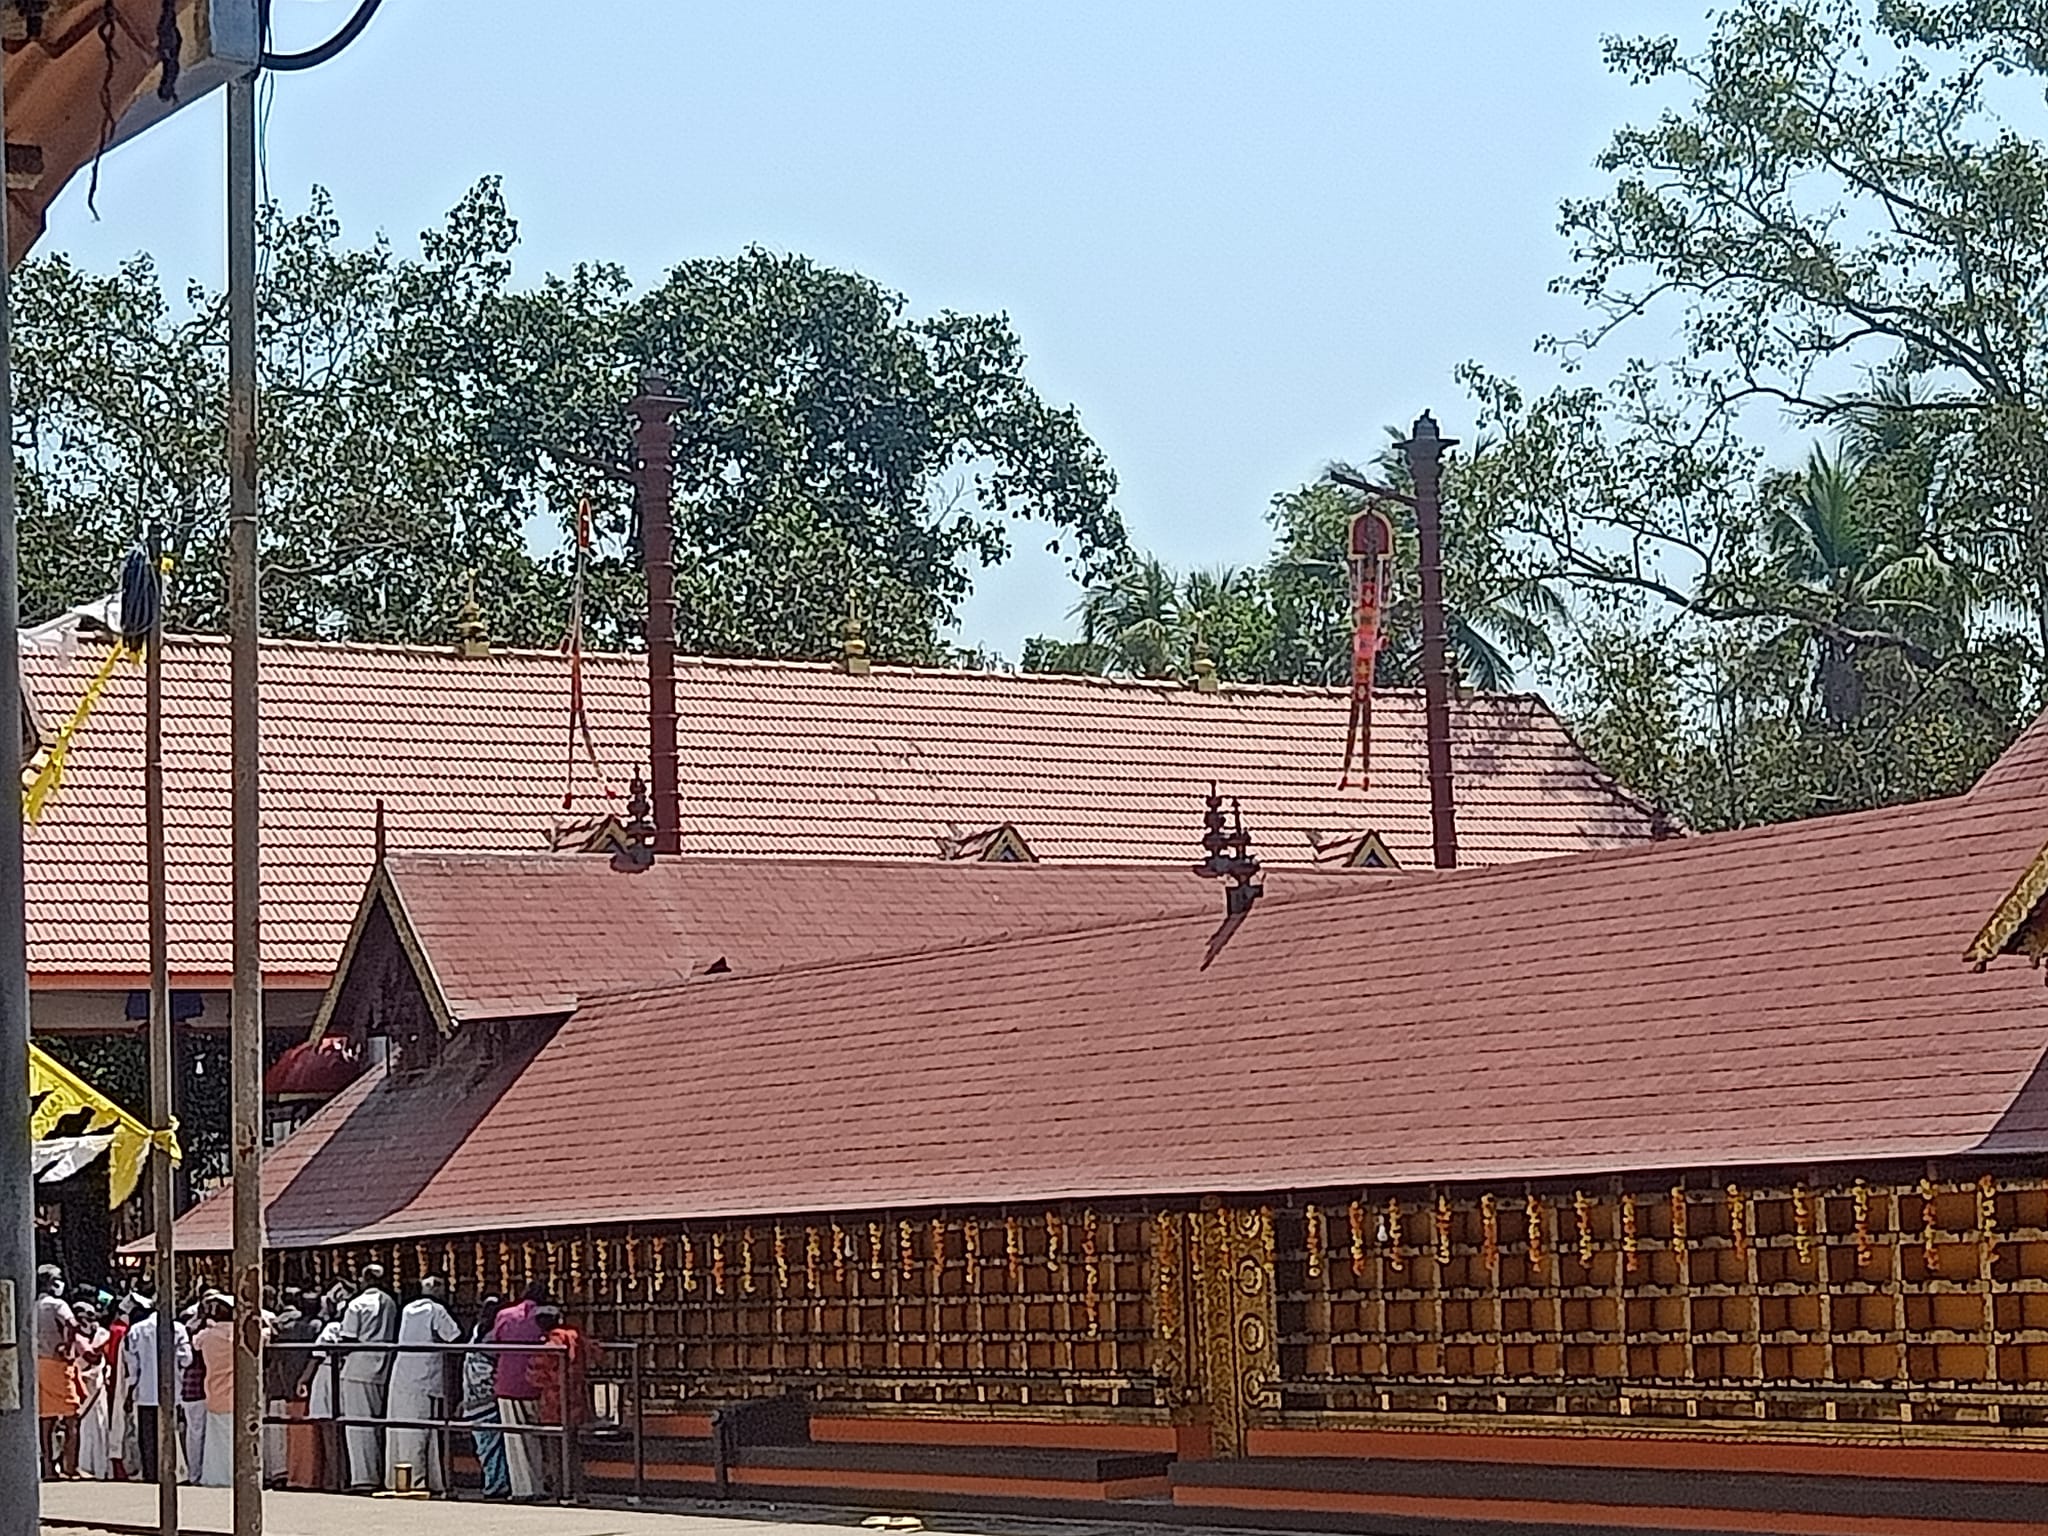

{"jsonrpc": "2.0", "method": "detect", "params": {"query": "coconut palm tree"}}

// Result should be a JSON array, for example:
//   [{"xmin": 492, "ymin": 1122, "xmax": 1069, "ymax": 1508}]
[{"xmin": 1766, "ymin": 445, "xmax": 1961, "ymax": 723}]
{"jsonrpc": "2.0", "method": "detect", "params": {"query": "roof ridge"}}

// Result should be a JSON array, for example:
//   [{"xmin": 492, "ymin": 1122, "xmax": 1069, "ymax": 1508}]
[
  {"xmin": 28, "ymin": 627, "xmax": 1557, "ymax": 704},
  {"xmin": 563, "ymin": 781, "xmax": 2025, "ymax": 1017}
]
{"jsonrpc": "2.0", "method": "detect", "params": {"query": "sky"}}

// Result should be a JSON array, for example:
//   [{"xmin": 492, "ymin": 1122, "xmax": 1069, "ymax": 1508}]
[{"xmin": 39, "ymin": 0, "xmax": 1709, "ymax": 659}]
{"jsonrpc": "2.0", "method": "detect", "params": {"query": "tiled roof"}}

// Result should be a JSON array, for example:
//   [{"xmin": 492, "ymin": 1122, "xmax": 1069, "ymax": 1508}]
[
  {"xmin": 174, "ymin": 770, "xmax": 2048, "ymax": 1251},
  {"xmin": 19, "ymin": 630, "xmax": 1658, "ymax": 985},
  {"xmin": 369, "ymin": 852, "xmax": 1355, "ymax": 1025}
]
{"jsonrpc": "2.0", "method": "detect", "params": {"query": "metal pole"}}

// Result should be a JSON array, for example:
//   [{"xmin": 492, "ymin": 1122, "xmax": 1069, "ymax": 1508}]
[
  {"xmin": 146, "ymin": 519, "xmax": 177, "ymax": 1536},
  {"xmin": 226, "ymin": 67, "xmax": 266, "ymax": 1536},
  {"xmin": 1401, "ymin": 412, "xmax": 1459, "ymax": 870},
  {"xmin": 629, "ymin": 382, "xmax": 681, "ymax": 856},
  {"xmin": 0, "ymin": 33, "xmax": 38, "ymax": 1536}
]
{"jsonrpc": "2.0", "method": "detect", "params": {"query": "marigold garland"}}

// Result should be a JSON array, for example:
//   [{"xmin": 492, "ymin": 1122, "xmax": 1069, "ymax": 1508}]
[
  {"xmin": 595, "ymin": 1236, "xmax": 610, "ymax": 1288},
  {"xmin": 742, "ymin": 1227, "xmax": 757, "ymax": 1295},
  {"xmin": 1920, "ymin": 1177, "xmax": 1942, "ymax": 1272},
  {"xmin": 831, "ymin": 1222, "xmax": 848, "ymax": 1286},
  {"xmin": 1480, "ymin": 1194, "xmax": 1500, "ymax": 1270},
  {"xmin": 1980, "ymin": 1174, "xmax": 2001, "ymax": 1265},
  {"xmin": 1047, "ymin": 1211, "xmax": 1066, "ymax": 1283},
  {"xmin": 1006, "ymin": 1216, "xmax": 1024, "ymax": 1290},
  {"xmin": 681, "ymin": 1233, "xmax": 697, "ymax": 1294},
  {"xmin": 1573, "ymin": 1190, "xmax": 1595, "ymax": 1268},
  {"xmin": 653, "ymin": 1236, "xmax": 668, "ymax": 1296},
  {"xmin": 928, "ymin": 1218, "xmax": 944, "ymax": 1292},
  {"xmin": 1348, "ymin": 1200, "xmax": 1369, "ymax": 1277},
  {"xmin": 964, "ymin": 1218, "xmax": 982, "ymax": 1293},
  {"xmin": 806, "ymin": 1226, "xmax": 822, "ymax": 1293},
  {"xmin": 1383, "ymin": 1198, "xmax": 1406, "ymax": 1271},
  {"xmin": 869, "ymin": 1221, "xmax": 885, "ymax": 1283},
  {"xmin": 901, "ymin": 1219, "xmax": 917, "ymax": 1281},
  {"xmin": 1668, "ymin": 1187, "xmax": 1687, "ymax": 1261},
  {"xmin": 474, "ymin": 1238, "xmax": 487, "ymax": 1292},
  {"xmin": 497, "ymin": 1240, "xmax": 511, "ymax": 1294},
  {"xmin": 1082, "ymin": 1210, "xmax": 1102, "ymax": 1336},
  {"xmin": 1727, "ymin": 1185, "xmax": 1749, "ymax": 1264},
  {"xmin": 626, "ymin": 1236, "xmax": 640, "ymax": 1292},
  {"xmin": 1620, "ymin": 1195, "xmax": 1639, "ymax": 1273},
  {"xmin": 1305, "ymin": 1204, "xmax": 1326, "ymax": 1281},
  {"xmin": 1525, "ymin": 1194, "xmax": 1546, "ymax": 1268},
  {"xmin": 1434, "ymin": 1193, "xmax": 1453, "ymax": 1266},
  {"xmin": 1792, "ymin": 1185, "xmax": 1815, "ymax": 1266},
  {"xmin": 1852, "ymin": 1179, "xmax": 1873, "ymax": 1268},
  {"xmin": 712, "ymin": 1230, "xmax": 727, "ymax": 1296}
]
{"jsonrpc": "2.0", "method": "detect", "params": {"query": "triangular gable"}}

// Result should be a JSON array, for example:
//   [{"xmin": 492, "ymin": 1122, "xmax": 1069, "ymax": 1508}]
[
  {"xmin": 1968, "ymin": 835, "xmax": 2048, "ymax": 967},
  {"xmin": 309, "ymin": 864, "xmax": 456, "ymax": 1042},
  {"xmin": 939, "ymin": 823, "xmax": 1038, "ymax": 864},
  {"xmin": 1308, "ymin": 829, "xmax": 1402, "ymax": 871}
]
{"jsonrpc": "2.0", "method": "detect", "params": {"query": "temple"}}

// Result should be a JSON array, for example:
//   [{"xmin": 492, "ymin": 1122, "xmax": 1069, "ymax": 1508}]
[
  {"xmin": 147, "ymin": 706, "xmax": 2048, "ymax": 1532},
  {"xmin": 16, "ymin": 618, "xmax": 1661, "ymax": 1037}
]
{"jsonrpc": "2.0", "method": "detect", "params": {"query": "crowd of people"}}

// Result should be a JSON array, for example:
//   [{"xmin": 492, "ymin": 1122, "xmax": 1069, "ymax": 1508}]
[{"xmin": 32, "ymin": 1262, "xmax": 592, "ymax": 1501}]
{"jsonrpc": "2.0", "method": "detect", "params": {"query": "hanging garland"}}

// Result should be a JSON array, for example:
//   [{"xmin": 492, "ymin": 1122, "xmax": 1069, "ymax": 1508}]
[
  {"xmin": 1434, "ymin": 1194, "xmax": 1453, "ymax": 1267},
  {"xmin": 1082, "ymin": 1211, "xmax": 1102, "ymax": 1336},
  {"xmin": 1980, "ymin": 1175, "xmax": 2001, "ymax": 1267},
  {"xmin": 1620, "ymin": 1195, "xmax": 1640, "ymax": 1274},
  {"xmin": 1005, "ymin": 1216, "xmax": 1024, "ymax": 1291},
  {"xmin": 1525, "ymin": 1194, "xmax": 1546, "ymax": 1269},
  {"xmin": 1305, "ymin": 1204, "xmax": 1326, "ymax": 1282},
  {"xmin": 1574, "ymin": 1190, "xmax": 1596, "ymax": 1269},
  {"xmin": 1920, "ymin": 1177, "xmax": 1942, "ymax": 1273},
  {"xmin": 1792, "ymin": 1186, "xmax": 1815, "ymax": 1266},
  {"xmin": 1348, "ymin": 1200, "xmax": 1369, "ymax": 1279},
  {"xmin": 1669, "ymin": 1187, "xmax": 1688, "ymax": 1263},
  {"xmin": 1727, "ymin": 1185, "xmax": 1749, "ymax": 1264},
  {"xmin": 1852, "ymin": 1180, "xmax": 1874, "ymax": 1268},
  {"xmin": 1480, "ymin": 1194, "xmax": 1500, "ymax": 1271}
]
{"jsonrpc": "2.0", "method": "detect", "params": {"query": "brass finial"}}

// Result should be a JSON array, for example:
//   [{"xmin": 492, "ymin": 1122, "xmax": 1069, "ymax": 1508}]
[
  {"xmin": 455, "ymin": 573, "xmax": 490, "ymax": 659},
  {"xmin": 1190, "ymin": 614, "xmax": 1218, "ymax": 692},
  {"xmin": 839, "ymin": 588, "xmax": 871, "ymax": 675}
]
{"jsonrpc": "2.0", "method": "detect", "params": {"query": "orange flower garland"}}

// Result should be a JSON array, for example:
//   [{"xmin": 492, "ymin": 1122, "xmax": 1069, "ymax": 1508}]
[
  {"xmin": 901, "ymin": 1220, "xmax": 917, "ymax": 1281},
  {"xmin": 1525, "ymin": 1194, "xmax": 1545, "ymax": 1268},
  {"xmin": 1305, "ymin": 1204, "xmax": 1326, "ymax": 1281},
  {"xmin": 1348, "ymin": 1200, "xmax": 1369, "ymax": 1278},
  {"xmin": 741, "ymin": 1228, "xmax": 757, "ymax": 1295},
  {"xmin": 869, "ymin": 1222, "xmax": 885, "ymax": 1283},
  {"xmin": 680, "ymin": 1232, "xmax": 697, "ymax": 1294},
  {"xmin": 1082, "ymin": 1210, "xmax": 1102, "ymax": 1335},
  {"xmin": 1791, "ymin": 1185, "xmax": 1814, "ymax": 1266},
  {"xmin": 711, "ymin": 1230, "xmax": 727, "ymax": 1296},
  {"xmin": 1920, "ymin": 1177, "xmax": 1941, "ymax": 1273},
  {"xmin": 1573, "ymin": 1190, "xmax": 1595, "ymax": 1268},
  {"xmin": 831, "ymin": 1222, "xmax": 848, "ymax": 1286},
  {"xmin": 1727, "ymin": 1185, "xmax": 1749, "ymax": 1264},
  {"xmin": 1852, "ymin": 1180, "xmax": 1873, "ymax": 1268},
  {"xmin": 774, "ymin": 1225, "xmax": 789, "ymax": 1294},
  {"xmin": 1434, "ymin": 1193, "xmax": 1453, "ymax": 1267},
  {"xmin": 1005, "ymin": 1216, "xmax": 1024, "ymax": 1290},
  {"xmin": 1668, "ymin": 1187, "xmax": 1687, "ymax": 1262},
  {"xmin": 1980, "ymin": 1174, "xmax": 2001, "ymax": 1265},
  {"xmin": 805, "ymin": 1226, "xmax": 822, "ymax": 1294},
  {"xmin": 1620, "ymin": 1194, "xmax": 1639, "ymax": 1273},
  {"xmin": 928, "ymin": 1218, "xmax": 944, "ymax": 1293},
  {"xmin": 1480, "ymin": 1194, "xmax": 1500, "ymax": 1270},
  {"xmin": 1384, "ymin": 1198, "xmax": 1406, "ymax": 1272}
]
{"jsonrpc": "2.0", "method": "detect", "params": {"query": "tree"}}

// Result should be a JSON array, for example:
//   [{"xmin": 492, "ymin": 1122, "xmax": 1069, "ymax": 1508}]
[
  {"xmin": 16, "ymin": 180, "xmax": 1126, "ymax": 662},
  {"xmin": 1451, "ymin": 0, "xmax": 2048, "ymax": 827}
]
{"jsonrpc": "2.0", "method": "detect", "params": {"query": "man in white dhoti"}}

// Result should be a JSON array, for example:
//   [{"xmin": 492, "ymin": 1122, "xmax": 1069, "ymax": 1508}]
[
  {"xmin": 384, "ymin": 1276, "xmax": 460, "ymax": 1492},
  {"xmin": 335, "ymin": 1265, "xmax": 398, "ymax": 1492}
]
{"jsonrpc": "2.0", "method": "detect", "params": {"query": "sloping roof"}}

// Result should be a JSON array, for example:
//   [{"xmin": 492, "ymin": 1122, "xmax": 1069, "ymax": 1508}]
[
  {"xmin": 360, "ymin": 851, "xmax": 1353, "ymax": 1027},
  {"xmin": 6, "ymin": 2, "xmax": 252, "ymax": 266},
  {"xmin": 173, "ymin": 768, "xmax": 2048, "ymax": 1252},
  {"xmin": 19, "ymin": 631, "xmax": 1658, "ymax": 985}
]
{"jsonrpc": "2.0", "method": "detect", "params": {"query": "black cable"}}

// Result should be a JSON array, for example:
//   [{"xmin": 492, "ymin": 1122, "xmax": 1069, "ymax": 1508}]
[{"xmin": 259, "ymin": 0, "xmax": 385, "ymax": 73}]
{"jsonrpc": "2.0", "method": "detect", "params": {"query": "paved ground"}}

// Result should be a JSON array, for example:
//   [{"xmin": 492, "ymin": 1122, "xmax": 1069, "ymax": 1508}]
[{"xmin": 37, "ymin": 1484, "xmax": 1265, "ymax": 1536}]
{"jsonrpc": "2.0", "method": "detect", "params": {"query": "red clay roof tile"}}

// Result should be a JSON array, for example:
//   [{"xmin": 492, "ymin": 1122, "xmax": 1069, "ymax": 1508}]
[
  {"xmin": 21, "ymin": 632, "xmax": 1658, "ymax": 984},
  {"xmin": 171, "ymin": 771, "xmax": 2048, "ymax": 1252}
]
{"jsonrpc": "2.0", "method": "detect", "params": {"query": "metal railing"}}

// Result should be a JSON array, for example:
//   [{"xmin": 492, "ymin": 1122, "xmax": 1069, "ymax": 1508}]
[{"xmin": 263, "ymin": 1336, "xmax": 645, "ymax": 1504}]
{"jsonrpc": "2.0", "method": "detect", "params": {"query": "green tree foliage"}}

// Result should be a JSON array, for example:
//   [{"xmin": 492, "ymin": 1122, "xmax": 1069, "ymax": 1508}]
[
  {"xmin": 17, "ymin": 180, "xmax": 1124, "ymax": 662},
  {"xmin": 1025, "ymin": 443, "xmax": 1565, "ymax": 693},
  {"xmin": 1451, "ymin": 0, "xmax": 2048, "ymax": 828}
]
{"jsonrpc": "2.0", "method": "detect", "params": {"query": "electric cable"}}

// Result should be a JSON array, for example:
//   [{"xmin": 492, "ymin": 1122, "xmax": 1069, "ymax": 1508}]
[{"xmin": 259, "ymin": 0, "xmax": 384, "ymax": 72}]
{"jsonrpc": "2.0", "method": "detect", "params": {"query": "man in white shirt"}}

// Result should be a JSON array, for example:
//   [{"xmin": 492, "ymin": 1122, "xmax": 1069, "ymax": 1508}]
[
  {"xmin": 120, "ymin": 1300, "xmax": 192, "ymax": 1485},
  {"xmin": 335, "ymin": 1264, "xmax": 398, "ymax": 1491},
  {"xmin": 384, "ymin": 1276, "xmax": 461, "ymax": 1492}
]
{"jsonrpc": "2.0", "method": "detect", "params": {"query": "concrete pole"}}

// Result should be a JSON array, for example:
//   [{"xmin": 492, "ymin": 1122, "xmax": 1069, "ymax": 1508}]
[
  {"xmin": 0, "ymin": 29, "xmax": 38, "ymax": 1536},
  {"xmin": 1402, "ymin": 412, "xmax": 1460, "ymax": 870},
  {"xmin": 226, "ymin": 68, "xmax": 266, "ymax": 1536},
  {"xmin": 145, "ymin": 519, "xmax": 177, "ymax": 1536}
]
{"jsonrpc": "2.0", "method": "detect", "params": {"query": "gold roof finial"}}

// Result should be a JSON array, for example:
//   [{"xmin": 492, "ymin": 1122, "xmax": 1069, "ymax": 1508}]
[
  {"xmin": 839, "ymin": 587, "xmax": 871, "ymax": 675},
  {"xmin": 1190, "ymin": 612, "xmax": 1218, "ymax": 692},
  {"xmin": 455, "ymin": 572, "xmax": 490, "ymax": 660}
]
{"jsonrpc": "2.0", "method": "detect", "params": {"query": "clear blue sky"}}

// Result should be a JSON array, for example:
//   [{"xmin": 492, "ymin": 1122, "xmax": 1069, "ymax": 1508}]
[{"xmin": 41, "ymin": 0, "xmax": 1703, "ymax": 659}]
